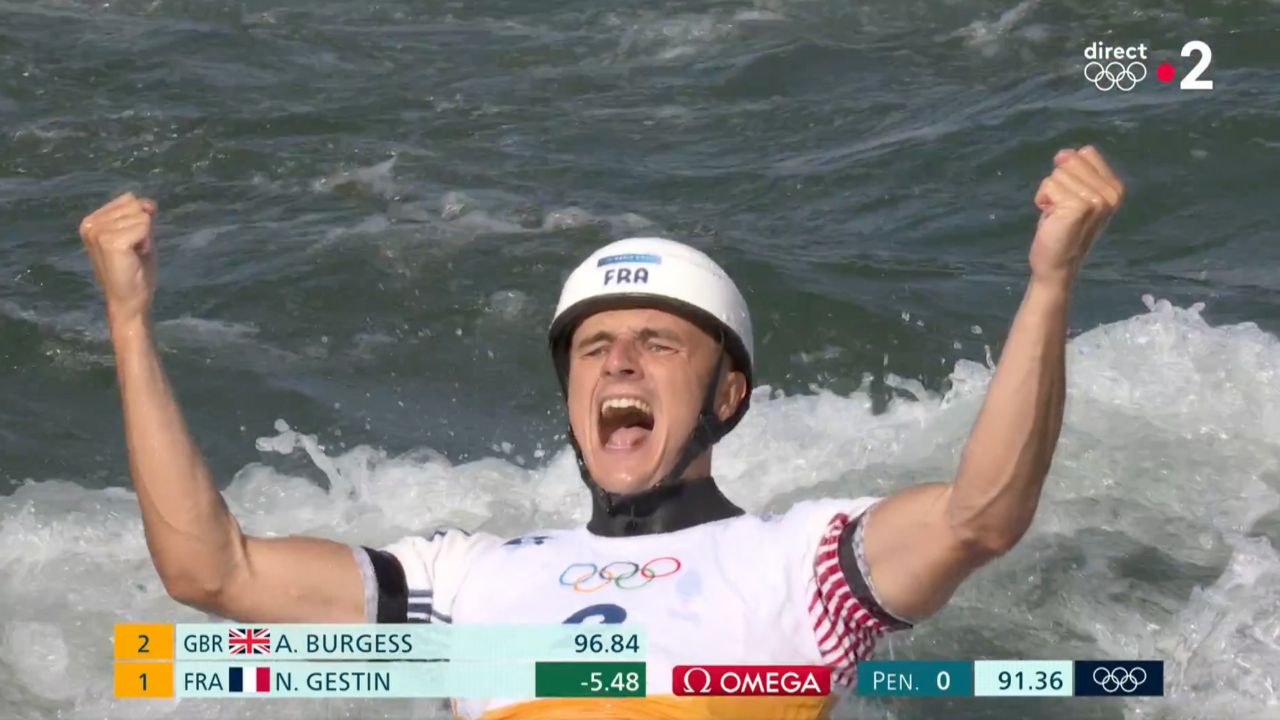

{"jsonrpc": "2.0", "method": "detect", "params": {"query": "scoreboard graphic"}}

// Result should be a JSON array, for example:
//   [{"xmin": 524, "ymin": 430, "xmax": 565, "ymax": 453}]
[
  {"xmin": 855, "ymin": 659, "xmax": 1164, "ymax": 698},
  {"xmin": 112, "ymin": 623, "xmax": 648, "ymax": 699},
  {"xmin": 112, "ymin": 623, "xmax": 1163, "ymax": 700}
]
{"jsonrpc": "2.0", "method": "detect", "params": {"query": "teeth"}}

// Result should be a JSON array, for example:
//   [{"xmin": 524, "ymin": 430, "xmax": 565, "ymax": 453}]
[{"xmin": 601, "ymin": 397, "xmax": 652, "ymax": 416}]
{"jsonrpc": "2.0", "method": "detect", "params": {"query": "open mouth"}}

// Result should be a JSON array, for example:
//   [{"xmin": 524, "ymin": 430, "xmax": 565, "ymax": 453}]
[{"xmin": 598, "ymin": 397, "xmax": 655, "ymax": 451}]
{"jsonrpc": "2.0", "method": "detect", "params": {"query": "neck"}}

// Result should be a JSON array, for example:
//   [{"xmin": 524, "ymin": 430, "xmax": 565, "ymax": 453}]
[{"xmin": 586, "ymin": 475, "xmax": 743, "ymax": 536}]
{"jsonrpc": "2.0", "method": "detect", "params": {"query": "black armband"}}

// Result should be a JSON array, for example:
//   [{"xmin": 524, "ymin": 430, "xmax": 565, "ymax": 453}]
[
  {"xmin": 362, "ymin": 547, "xmax": 409, "ymax": 623},
  {"xmin": 837, "ymin": 514, "xmax": 913, "ymax": 632}
]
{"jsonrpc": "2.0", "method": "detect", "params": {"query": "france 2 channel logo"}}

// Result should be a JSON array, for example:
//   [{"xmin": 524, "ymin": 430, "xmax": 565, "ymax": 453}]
[{"xmin": 1082, "ymin": 40, "xmax": 1214, "ymax": 92}]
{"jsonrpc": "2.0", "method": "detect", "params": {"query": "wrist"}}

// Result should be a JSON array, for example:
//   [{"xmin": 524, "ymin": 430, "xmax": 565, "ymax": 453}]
[
  {"xmin": 108, "ymin": 310, "xmax": 153, "ymax": 349},
  {"xmin": 1027, "ymin": 273, "xmax": 1073, "ymax": 298},
  {"xmin": 1024, "ymin": 277, "xmax": 1073, "ymax": 314}
]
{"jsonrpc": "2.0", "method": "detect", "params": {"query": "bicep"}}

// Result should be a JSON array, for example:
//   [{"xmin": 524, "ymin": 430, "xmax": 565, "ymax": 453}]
[
  {"xmin": 209, "ymin": 535, "xmax": 366, "ymax": 623},
  {"xmin": 859, "ymin": 483, "xmax": 988, "ymax": 622}
]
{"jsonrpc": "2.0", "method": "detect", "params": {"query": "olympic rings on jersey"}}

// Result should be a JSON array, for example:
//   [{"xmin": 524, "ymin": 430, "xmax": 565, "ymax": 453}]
[
  {"xmin": 1083, "ymin": 61, "xmax": 1147, "ymax": 92},
  {"xmin": 1092, "ymin": 666, "xmax": 1147, "ymax": 694},
  {"xmin": 559, "ymin": 557, "xmax": 683, "ymax": 592}
]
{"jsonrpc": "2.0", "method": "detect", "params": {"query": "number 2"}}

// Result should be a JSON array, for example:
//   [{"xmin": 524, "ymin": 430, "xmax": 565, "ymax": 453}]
[
  {"xmin": 138, "ymin": 634, "xmax": 150, "ymax": 654},
  {"xmin": 1181, "ymin": 40, "xmax": 1213, "ymax": 90}
]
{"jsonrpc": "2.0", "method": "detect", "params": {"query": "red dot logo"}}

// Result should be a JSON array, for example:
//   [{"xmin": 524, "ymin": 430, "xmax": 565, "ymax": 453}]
[{"xmin": 1156, "ymin": 62, "xmax": 1176, "ymax": 83}]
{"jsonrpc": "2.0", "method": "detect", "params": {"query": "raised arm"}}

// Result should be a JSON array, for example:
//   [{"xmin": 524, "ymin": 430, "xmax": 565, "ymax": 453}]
[
  {"xmin": 80, "ymin": 193, "xmax": 364, "ymax": 623},
  {"xmin": 856, "ymin": 146, "xmax": 1125, "ymax": 621}
]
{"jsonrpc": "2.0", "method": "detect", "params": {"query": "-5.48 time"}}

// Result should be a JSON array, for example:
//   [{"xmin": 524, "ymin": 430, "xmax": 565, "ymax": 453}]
[
  {"xmin": 999, "ymin": 670, "xmax": 1064, "ymax": 691},
  {"xmin": 574, "ymin": 633, "xmax": 640, "ymax": 654},
  {"xmin": 586, "ymin": 670, "xmax": 642, "ymax": 693}
]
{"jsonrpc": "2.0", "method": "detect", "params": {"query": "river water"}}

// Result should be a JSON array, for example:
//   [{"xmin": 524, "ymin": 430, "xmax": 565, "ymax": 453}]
[{"xmin": 1, "ymin": 1, "xmax": 1278, "ymax": 718}]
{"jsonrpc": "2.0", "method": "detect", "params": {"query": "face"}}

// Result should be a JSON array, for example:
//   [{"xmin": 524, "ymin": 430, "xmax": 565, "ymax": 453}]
[{"xmin": 566, "ymin": 307, "xmax": 748, "ymax": 495}]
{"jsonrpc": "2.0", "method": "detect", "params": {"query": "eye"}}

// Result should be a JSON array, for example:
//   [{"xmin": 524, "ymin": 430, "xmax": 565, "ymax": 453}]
[
  {"xmin": 581, "ymin": 344, "xmax": 608, "ymax": 358},
  {"xmin": 646, "ymin": 341, "xmax": 676, "ymax": 354}
]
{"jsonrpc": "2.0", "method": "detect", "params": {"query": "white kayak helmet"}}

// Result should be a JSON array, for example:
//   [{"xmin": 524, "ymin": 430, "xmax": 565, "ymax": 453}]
[{"xmin": 548, "ymin": 237, "xmax": 755, "ymax": 434}]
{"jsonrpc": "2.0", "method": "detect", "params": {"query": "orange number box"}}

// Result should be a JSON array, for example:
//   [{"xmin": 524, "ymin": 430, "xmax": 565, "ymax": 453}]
[
  {"xmin": 114, "ymin": 662, "xmax": 174, "ymax": 698},
  {"xmin": 114, "ymin": 624, "xmax": 174, "ymax": 660}
]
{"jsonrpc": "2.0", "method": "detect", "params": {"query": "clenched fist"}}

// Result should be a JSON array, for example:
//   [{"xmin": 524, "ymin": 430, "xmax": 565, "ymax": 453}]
[
  {"xmin": 79, "ymin": 192, "xmax": 159, "ymax": 327},
  {"xmin": 1030, "ymin": 145, "xmax": 1124, "ymax": 287}
]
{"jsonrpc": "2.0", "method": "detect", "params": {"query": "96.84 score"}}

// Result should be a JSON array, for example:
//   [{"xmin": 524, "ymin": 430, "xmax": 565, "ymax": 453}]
[{"xmin": 574, "ymin": 633, "xmax": 641, "ymax": 655}]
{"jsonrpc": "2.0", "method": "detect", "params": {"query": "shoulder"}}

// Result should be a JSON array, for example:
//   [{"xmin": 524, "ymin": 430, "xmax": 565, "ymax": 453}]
[
  {"xmin": 355, "ymin": 527, "xmax": 506, "ymax": 622},
  {"xmin": 697, "ymin": 498, "xmax": 883, "ymax": 570},
  {"xmin": 379, "ymin": 527, "xmax": 505, "ymax": 565},
  {"xmin": 760, "ymin": 497, "xmax": 883, "ymax": 540}
]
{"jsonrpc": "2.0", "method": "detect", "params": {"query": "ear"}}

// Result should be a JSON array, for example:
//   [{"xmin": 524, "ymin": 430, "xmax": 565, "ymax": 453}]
[{"xmin": 715, "ymin": 369, "xmax": 748, "ymax": 422}]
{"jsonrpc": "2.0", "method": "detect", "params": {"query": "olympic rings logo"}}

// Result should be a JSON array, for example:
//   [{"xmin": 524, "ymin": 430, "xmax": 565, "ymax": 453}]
[
  {"xmin": 1084, "ymin": 61, "xmax": 1147, "ymax": 92},
  {"xmin": 1093, "ymin": 666, "xmax": 1147, "ymax": 693},
  {"xmin": 559, "ymin": 557, "xmax": 682, "ymax": 592}
]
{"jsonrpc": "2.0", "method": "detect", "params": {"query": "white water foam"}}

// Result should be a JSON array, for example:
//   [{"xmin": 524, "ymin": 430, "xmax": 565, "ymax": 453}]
[{"xmin": 2, "ymin": 298, "xmax": 1277, "ymax": 718}]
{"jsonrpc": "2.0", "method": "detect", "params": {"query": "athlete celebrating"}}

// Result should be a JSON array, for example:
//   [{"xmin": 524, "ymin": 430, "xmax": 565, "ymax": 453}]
[{"xmin": 79, "ymin": 146, "xmax": 1123, "ymax": 718}]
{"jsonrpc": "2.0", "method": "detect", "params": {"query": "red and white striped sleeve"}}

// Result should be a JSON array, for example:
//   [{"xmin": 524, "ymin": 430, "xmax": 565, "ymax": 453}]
[{"xmin": 807, "ymin": 503, "xmax": 913, "ymax": 687}]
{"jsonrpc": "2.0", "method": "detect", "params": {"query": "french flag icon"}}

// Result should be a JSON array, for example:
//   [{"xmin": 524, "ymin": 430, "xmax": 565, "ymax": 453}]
[{"xmin": 228, "ymin": 667, "xmax": 271, "ymax": 693}]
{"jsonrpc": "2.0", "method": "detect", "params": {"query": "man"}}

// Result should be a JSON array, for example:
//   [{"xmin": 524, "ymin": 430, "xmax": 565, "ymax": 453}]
[{"xmin": 79, "ymin": 146, "xmax": 1123, "ymax": 719}]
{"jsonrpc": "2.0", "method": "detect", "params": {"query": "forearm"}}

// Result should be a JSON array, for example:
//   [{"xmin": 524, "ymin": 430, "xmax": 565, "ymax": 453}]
[
  {"xmin": 111, "ymin": 316, "xmax": 243, "ymax": 598},
  {"xmin": 81, "ymin": 195, "xmax": 364, "ymax": 622},
  {"xmin": 948, "ymin": 279, "xmax": 1070, "ymax": 553},
  {"xmin": 858, "ymin": 146, "xmax": 1121, "ymax": 620}
]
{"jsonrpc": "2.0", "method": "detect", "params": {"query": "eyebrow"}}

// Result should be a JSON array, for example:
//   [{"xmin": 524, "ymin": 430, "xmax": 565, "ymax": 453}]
[{"xmin": 573, "ymin": 327, "xmax": 685, "ymax": 351}]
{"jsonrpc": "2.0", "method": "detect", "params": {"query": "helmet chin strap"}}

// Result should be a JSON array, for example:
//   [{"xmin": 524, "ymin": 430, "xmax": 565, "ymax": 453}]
[
  {"xmin": 568, "ymin": 353, "xmax": 743, "ymax": 535},
  {"xmin": 654, "ymin": 352, "xmax": 729, "ymax": 488}
]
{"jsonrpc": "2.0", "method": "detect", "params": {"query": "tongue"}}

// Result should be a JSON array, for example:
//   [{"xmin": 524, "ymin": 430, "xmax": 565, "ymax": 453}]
[{"xmin": 605, "ymin": 425, "xmax": 651, "ymax": 449}]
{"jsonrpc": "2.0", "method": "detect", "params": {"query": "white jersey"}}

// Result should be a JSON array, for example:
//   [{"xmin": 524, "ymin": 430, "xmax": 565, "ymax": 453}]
[{"xmin": 355, "ymin": 497, "xmax": 906, "ymax": 719}]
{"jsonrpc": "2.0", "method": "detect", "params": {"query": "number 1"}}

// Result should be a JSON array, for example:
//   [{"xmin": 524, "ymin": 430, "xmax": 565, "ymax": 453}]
[{"xmin": 140, "ymin": 673, "xmax": 147, "ymax": 692}]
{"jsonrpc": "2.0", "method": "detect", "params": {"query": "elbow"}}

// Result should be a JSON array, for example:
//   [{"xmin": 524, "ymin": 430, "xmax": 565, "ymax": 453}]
[
  {"xmin": 158, "ymin": 567, "xmax": 229, "ymax": 611},
  {"xmin": 950, "ymin": 522, "xmax": 1027, "ymax": 563},
  {"xmin": 152, "ymin": 521, "xmax": 248, "ymax": 613},
  {"xmin": 162, "ymin": 571, "xmax": 225, "ymax": 604}
]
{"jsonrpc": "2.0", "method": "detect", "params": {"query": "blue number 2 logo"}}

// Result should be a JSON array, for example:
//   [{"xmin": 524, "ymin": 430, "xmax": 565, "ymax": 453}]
[{"xmin": 563, "ymin": 603, "xmax": 627, "ymax": 624}]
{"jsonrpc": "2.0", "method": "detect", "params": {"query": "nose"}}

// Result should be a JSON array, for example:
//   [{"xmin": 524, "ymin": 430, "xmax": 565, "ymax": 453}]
[{"xmin": 603, "ymin": 336, "xmax": 643, "ymax": 379}]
